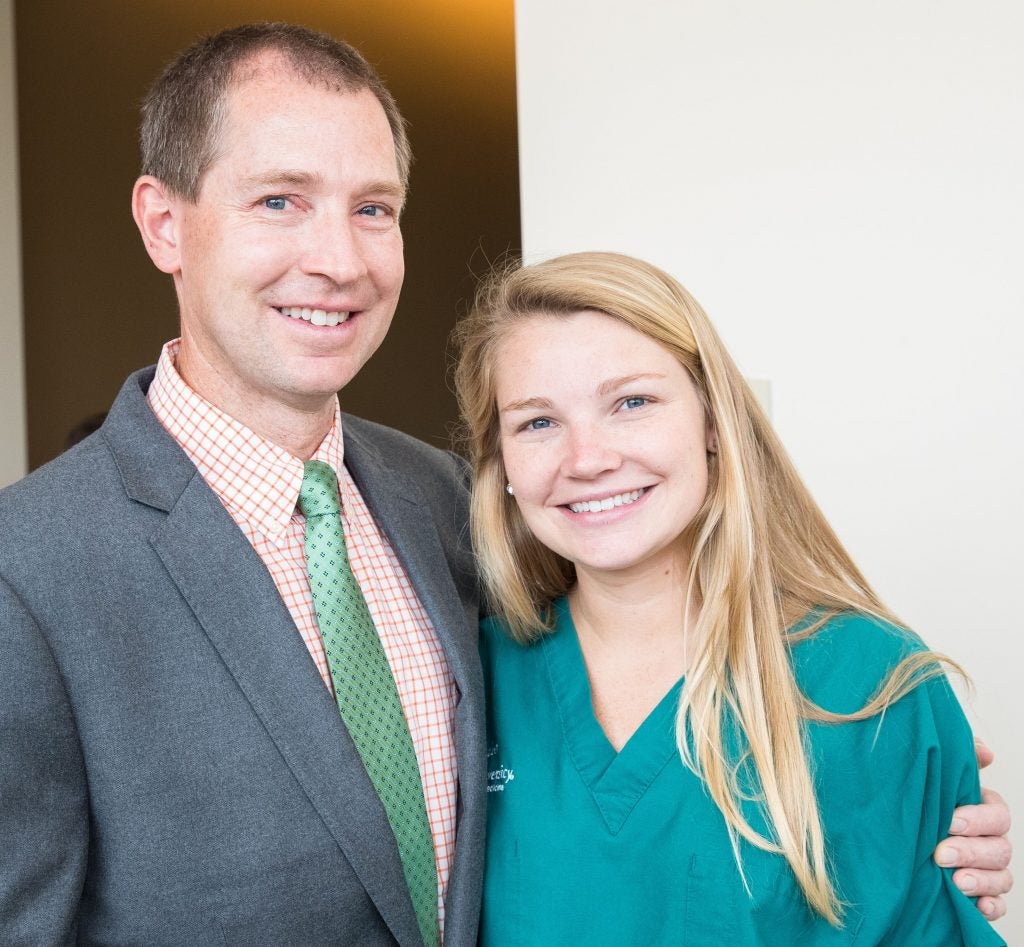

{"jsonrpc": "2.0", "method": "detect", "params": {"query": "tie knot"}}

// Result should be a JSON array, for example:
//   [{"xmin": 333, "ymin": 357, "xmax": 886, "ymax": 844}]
[{"xmin": 298, "ymin": 460, "xmax": 342, "ymax": 518}]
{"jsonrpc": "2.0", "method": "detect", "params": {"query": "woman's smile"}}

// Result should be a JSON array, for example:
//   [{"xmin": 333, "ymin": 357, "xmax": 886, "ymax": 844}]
[{"xmin": 495, "ymin": 309, "xmax": 714, "ymax": 581}]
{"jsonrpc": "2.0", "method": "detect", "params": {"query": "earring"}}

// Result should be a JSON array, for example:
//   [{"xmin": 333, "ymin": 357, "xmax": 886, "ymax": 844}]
[{"xmin": 506, "ymin": 483, "xmax": 515, "ymax": 496}]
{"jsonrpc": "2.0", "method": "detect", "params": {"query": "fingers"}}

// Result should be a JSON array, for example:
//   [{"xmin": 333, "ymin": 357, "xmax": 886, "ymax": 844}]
[
  {"xmin": 950, "ymin": 866, "xmax": 1014, "ymax": 900},
  {"xmin": 975, "ymin": 895, "xmax": 1007, "ymax": 922},
  {"xmin": 935, "ymin": 758, "xmax": 1012, "ymax": 922},
  {"xmin": 948, "ymin": 788, "xmax": 1011, "ymax": 837},
  {"xmin": 936, "ymin": 834, "xmax": 1012, "ymax": 872},
  {"xmin": 974, "ymin": 736, "xmax": 996, "ymax": 770}
]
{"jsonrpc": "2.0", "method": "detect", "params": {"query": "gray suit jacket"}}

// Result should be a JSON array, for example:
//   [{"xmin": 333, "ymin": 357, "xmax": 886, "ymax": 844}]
[{"xmin": 0, "ymin": 368, "xmax": 485, "ymax": 946}]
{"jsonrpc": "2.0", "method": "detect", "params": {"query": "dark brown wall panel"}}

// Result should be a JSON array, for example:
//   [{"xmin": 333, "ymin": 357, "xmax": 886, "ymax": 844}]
[{"xmin": 16, "ymin": 0, "xmax": 519, "ymax": 466}]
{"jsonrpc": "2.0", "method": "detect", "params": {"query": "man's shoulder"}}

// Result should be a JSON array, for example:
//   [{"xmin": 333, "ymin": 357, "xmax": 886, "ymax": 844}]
[
  {"xmin": 0, "ymin": 366, "xmax": 180, "ymax": 552},
  {"xmin": 0, "ymin": 429, "xmax": 131, "ymax": 588},
  {"xmin": 0, "ymin": 429, "xmax": 115, "ymax": 517},
  {"xmin": 342, "ymin": 413, "xmax": 468, "ymax": 486},
  {"xmin": 341, "ymin": 412, "xmax": 457, "ymax": 460}
]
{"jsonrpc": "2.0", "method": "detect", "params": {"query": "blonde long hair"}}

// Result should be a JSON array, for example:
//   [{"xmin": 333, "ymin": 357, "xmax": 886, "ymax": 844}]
[{"xmin": 453, "ymin": 251, "xmax": 954, "ymax": 924}]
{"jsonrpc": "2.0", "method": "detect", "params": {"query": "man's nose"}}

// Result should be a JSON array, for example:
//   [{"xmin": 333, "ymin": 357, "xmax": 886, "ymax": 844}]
[{"xmin": 300, "ymin": 211, "xmax": 370, "ymax": 285}]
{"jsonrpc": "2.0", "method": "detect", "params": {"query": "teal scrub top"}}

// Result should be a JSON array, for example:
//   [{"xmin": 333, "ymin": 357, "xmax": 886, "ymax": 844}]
[{"xmin": 480, "ymin": 599, "xmax": 1005, "ymax": 946}]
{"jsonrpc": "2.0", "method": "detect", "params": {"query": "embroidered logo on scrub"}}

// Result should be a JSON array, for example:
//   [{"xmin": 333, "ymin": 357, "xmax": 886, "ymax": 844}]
[{"xmin": 486, "ymin": 743, "xmax": 516, "ymax": 793}]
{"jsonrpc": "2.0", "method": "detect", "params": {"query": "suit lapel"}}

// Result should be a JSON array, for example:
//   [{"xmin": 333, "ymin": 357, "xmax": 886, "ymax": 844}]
[
  {"xmin": 342, "ymin": 424, "xmax": 479, "ymax": 718},
  {"xmin": 105, "ymin": 371, "xmax": 424, "ymax": 947},
  {"xmin": 343, "ymin": 422, "xmax": 486, "ymax": 946}
]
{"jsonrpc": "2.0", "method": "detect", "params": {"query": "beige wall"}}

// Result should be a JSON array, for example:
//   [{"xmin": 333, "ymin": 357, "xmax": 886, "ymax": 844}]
[
  {"xmin": 0, "ymin": 0, "xmax": 26, "ymax": 487},
  {"xmin": 15, "ymin": 1, "xmax": 519, "ymax": 467}
]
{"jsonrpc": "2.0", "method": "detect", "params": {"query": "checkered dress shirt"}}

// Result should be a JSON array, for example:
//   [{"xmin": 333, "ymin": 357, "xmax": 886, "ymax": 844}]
[{"xmin": 147, "ymin": 340, "xmax": 458, "ymax": 938}]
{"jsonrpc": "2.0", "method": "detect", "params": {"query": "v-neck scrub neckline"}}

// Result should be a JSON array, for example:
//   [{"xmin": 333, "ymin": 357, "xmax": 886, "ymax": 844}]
[
  {"xmin": 541, "ymin": 598, "xmax": 682, "ymax": 835},
  {"xmin": 479, "ymin": 599, "xmax": 1004, "ymax": 946}
]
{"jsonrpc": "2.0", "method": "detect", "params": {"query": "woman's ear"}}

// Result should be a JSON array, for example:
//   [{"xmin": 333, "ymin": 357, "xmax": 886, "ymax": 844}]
[{"xmin": 131, "ymin": 175, "xmax": 183, "ymax": 275}]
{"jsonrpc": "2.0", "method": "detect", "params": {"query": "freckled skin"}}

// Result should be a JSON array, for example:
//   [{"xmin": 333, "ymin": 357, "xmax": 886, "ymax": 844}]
[{"xmin": 495, "ymin": 310, "xmax": 715, "ymax": 584}]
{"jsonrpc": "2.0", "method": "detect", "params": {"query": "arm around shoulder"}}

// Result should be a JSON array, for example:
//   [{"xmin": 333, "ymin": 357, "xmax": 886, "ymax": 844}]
[{"xmin": 883, "ymin": 673, "xmax": 1006, "ymax": 946}]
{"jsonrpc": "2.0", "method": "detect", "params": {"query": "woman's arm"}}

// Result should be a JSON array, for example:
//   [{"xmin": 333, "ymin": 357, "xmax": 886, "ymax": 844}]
[
  {"xmin": 880, "ymin": 677, "xmax": 1005, "ymax": 945},
  {"xmin": 937, "ymin": 742, "xmax": 1013, "ymax": 921}
]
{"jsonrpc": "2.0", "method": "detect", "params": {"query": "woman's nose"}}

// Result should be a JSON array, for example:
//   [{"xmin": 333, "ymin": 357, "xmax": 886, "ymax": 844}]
[{"xmin": 560, "ymin": 425, "xmax": 622, "ymax": 479}]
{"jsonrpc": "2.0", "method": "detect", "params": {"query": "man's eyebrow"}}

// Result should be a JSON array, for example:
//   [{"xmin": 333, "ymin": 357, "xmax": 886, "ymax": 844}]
[
  {"xmin": 238, "ymin": 170, "xmax": 326, "ymax": 190},
  {"xmin": 596, "ymin": 372, "xmax": 666, "ymax": 396},
  {"xmin": 362, "ymin": 180, "xmax": 408, "ymax": 213},
  {"xmin": 499, "ymin": 396, "xmax": 553, "ymax": 414},
  {"xmin": 361, "ymin": 180, "xmax": 407, "ymax": 201}
]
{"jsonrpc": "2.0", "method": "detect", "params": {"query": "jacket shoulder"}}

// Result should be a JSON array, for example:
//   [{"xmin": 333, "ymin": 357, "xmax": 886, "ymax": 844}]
[
  {"xmin": 341, "ymin": 414, "xmax": 469, "ymax": 490},
  {"xmin": 0, "ymin": 433, "xmax": 117, "ymax": 523}
]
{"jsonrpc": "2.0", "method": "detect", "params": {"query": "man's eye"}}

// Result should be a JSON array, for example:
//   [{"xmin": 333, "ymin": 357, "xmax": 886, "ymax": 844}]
[
  {"xmin": 525, "ymin": 418, "xmax": 552, "ymax": 431},
  {"xmin": 263, "ymin": 196, "xmax": 288, "ymax": 211},
  {"xmin": 358, "ymin": 204, "xmax": 388, "ymax": 217},
  {"xmin": 621, "ymin": 396, "xmax": 648, "ymax": 410}
]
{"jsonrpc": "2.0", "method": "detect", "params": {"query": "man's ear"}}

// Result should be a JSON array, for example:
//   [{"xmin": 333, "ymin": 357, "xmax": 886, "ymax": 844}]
[{"xmin": 132, "ymin": 176, "xmax": 184, "ymax": 275}]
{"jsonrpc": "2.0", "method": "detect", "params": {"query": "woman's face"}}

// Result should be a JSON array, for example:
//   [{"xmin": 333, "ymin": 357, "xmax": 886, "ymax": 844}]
[{"xmin": 495, "ymin": 309, "xmax": 715, "ymax": 584}]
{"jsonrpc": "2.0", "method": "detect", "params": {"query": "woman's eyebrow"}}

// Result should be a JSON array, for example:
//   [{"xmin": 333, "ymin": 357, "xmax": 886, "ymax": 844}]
[
  {"xmin": 499, "ymin": 396, "xmax": 553, "ymax": 414},
  {"xmin": 596, "ymin": 372, "xmax": 666, "ymax": 396}
]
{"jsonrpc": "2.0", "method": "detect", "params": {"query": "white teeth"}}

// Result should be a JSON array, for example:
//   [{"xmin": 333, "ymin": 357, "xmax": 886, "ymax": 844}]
[
  {"xmin": 568, "ymin": 488, "xmax": 644, "ymax": 514},
  {"xmin": 277, "ymin": 306, "xmax": 350, "ymax": 325}
]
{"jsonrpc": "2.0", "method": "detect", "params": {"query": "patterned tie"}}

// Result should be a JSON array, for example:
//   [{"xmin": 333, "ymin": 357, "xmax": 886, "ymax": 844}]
[{"xmin": 298, "ymin": 460, "xmax": 438, "ymax": 947}]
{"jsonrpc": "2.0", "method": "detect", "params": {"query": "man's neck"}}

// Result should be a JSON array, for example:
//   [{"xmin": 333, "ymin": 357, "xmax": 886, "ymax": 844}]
[
  {"xmin": 237, "ymin": 404, "xmax": 336, "ymax": 461},
  {"xmin": 176, "ymin": 344, "xmax": 336, "ymax": 461}
]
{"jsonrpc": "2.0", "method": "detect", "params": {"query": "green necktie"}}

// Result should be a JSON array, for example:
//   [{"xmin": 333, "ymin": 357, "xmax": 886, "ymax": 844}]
[{"xmin": 298, "ymin": 460, "xmax": 438, "ymax": 947}]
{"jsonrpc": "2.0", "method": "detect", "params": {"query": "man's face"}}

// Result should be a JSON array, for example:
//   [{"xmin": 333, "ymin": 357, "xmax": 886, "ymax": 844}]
[{"xmin": 167, "ymin": 65, "xmax": 406, "ymax": 417}]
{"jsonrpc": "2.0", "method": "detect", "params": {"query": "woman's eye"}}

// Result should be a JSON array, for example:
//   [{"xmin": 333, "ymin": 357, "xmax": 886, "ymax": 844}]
[
  {"xmin": 263, "ymin": 196, "xmax": 289, "ymax": 211},
  {"xmin": 525, "ymin": 418, "xmax": 552, "ymax": 431},
  {"xmin": 621, "ymin": 396, "xmax": 648, "ymax": 410}
]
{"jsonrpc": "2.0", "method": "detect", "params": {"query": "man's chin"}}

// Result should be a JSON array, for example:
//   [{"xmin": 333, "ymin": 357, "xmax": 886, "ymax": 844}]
[
  {"xmin": 273, "ymin": 367, "xmax": 363, "ymax": 408},
  {"xmin": 275, "ymin": 381, "xmax": 350, "ymax": 409}
]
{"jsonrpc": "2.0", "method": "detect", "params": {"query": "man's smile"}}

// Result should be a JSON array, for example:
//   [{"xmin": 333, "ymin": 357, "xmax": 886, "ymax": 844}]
[{"xmin": 275, "ymin": 305, "xmax": 353, "ymax": 327}]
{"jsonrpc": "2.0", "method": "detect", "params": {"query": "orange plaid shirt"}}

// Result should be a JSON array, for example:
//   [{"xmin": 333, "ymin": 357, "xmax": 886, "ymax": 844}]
[{"xmin": 148, "ymin": 340, "xmax": 458, "ymax": 937}]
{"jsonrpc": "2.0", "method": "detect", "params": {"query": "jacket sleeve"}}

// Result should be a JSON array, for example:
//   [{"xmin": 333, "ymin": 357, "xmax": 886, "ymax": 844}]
[{"xmin": 0, "ymin": 576, "xmax": 87, "ymax": 946}]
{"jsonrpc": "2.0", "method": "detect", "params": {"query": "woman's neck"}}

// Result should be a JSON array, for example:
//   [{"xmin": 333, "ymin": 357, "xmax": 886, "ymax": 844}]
[
  {"xmin": 569, "ymin": 556, "xmax": 696, "ymax": 651},
  {"xmin": 568, "ymin": 561, "xmax": 699, "ymax": 751}
]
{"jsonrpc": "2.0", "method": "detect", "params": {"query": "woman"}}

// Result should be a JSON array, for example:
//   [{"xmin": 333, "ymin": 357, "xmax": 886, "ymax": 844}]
[{"xmin": 454, "ymin": 252, "xmax": 1006, "ymax": 945}]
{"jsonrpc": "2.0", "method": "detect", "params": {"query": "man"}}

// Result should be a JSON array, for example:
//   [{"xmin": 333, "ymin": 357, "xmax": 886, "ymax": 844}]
[
  {"xmin": 0, "ymin": 22, "xmax": 1011, "ymax": 946},
  {"xmin": 1, "ymin": 24, "xmax": 479, "ymax": 946}
]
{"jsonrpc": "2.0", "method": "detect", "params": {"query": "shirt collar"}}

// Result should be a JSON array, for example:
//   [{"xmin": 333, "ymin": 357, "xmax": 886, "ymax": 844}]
[{"xmin": 148, "ymin": 339, "xmax": 344, "ymax": 542}]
